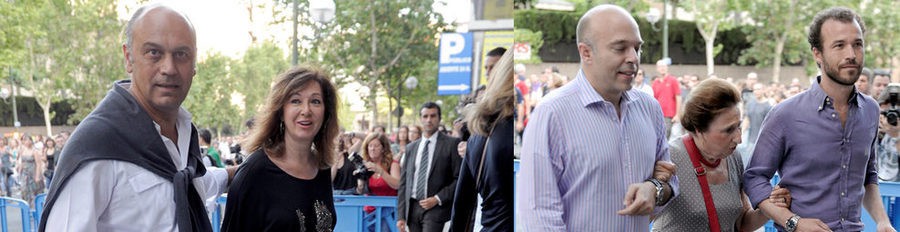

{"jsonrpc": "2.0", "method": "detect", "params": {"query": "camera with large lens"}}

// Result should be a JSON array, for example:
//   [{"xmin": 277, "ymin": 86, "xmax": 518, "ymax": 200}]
[
  {"xmin": 881, "ymin": 84, "xmax": 900, "ymax": 126},
  {"xmin": 348, "ymin": 152, "xmax": 373, "ymax": 180}
]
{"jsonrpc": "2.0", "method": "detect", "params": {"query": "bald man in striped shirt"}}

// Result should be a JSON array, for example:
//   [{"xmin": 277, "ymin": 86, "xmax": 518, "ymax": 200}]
[{"xmin": 517, "ymin": 5, "xmax": 679, "ymax": 231}]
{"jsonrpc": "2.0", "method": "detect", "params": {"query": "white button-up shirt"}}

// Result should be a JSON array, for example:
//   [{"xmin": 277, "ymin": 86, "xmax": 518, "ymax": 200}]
[
  {"xmin": 411, "ymin": 132, "xmax": 438, "ymax": 201},
  {"xmin": 45, "ymin": 108, "xmax": 228, "ymax": 231}
]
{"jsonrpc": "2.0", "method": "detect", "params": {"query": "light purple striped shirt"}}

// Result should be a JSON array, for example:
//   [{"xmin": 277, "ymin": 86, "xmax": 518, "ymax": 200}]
[{"xmin": 517, "ymin": 70, "xmax": 680, "ymax": 232}]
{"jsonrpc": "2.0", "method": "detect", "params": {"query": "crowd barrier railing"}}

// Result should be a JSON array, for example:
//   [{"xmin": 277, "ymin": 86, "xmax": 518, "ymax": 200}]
[
  {"xmin": 20, "ymin": 160, "xmax": 896, "ymax": 232},
  {"xmin": 28, "ymin": 193, "xmax": 400, "ymax": 232}
]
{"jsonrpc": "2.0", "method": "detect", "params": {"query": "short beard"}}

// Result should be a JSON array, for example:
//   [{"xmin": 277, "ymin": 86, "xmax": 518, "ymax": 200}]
[{"xmin": 821, "ymin": 56, "xmax": 860, "ymax": 86}]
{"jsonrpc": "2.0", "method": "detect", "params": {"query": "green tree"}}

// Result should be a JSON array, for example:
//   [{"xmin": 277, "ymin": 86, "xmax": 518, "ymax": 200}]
[
  {"xmin": 312, "ymin": 0, "xmax": 446, "ymax": 130},
  {"xmin": 859, "ymin": 0, "xmax": 900, "ymax": 72},
  {"xmin": 3, "ymin": 0, "xmax": 122, "ymax": 135},
  {"xmin": 738, "ymin": 0, "xmax": 813, "ymax": 82},
  {"xmin": 185, "ymin": 53, "xmax": 243, "ymax": 135},
  {"xmin": 514, "ymin": 29, "xmax": 544, "ymax": 64},
  {"xmin": 683, "ymin": 0, "xmax": 740, "ymax": 75},
  {"xmin": 231, "ymin": 41, "xmax": 290, "ymax": 125}
]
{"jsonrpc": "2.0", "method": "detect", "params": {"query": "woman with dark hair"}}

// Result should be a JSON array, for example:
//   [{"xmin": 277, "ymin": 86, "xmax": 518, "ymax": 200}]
[
  {"xmin": 222, "ymin": 65, "xmax": 340, "ymax": 231},
  {"xmin": 652, "ymin": 78, "xmax": 791, "ymax": 231},
  {"xmin": 42, "ymin": 138, "xmax": 59, "ymax": 191},
  {"xmin": 331, "ymin": 132, "xmax": 358, "ymax": 195},
  {"xmin": 391, "ymin": 125, "xmax": 410, "ymax": 159}
]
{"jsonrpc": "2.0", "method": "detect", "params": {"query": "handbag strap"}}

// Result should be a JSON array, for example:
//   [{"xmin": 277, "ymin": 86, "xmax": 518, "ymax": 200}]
[
  {"xmin": 682, "ymin": 135, "xmax": 721, "ymax": 232},
  {"xmin": 464, "ymin": 126, "xmax": 494, "ymax": 232},
  {"xmin": 474, "ymin": 137, "xmax": 490, "ymax": 190}
]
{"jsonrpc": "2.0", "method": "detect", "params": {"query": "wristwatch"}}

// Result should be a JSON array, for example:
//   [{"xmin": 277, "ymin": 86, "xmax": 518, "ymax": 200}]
[
  {"xmin": 646, "ymin": 178, "xmax": 665, "ymax": 206},
  {"xmin": 785, "ymin": 214, "xmax": 800, "ymax": 232}
]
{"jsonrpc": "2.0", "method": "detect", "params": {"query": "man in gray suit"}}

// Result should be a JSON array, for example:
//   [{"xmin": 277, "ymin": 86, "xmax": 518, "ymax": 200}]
[{"xmin": 397, "ymin": 102, "xmax": 463, "ymax": 232}]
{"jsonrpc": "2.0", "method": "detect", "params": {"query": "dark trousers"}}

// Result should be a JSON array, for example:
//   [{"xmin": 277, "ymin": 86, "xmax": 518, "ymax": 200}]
[{"xmin": 408, "ymin": 198, "xmax": 444, "ymax": 232}]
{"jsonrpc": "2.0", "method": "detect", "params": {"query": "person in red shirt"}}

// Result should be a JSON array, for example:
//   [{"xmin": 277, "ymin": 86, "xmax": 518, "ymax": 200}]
[{"xmin": 652, "ymin": 59, "xmax": 683, "ymax": 138}]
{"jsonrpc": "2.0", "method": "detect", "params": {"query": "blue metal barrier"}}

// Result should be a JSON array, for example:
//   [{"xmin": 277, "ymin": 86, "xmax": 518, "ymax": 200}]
[
  {"xmin": 211, "ymin": 195, "xmax": 226, "ymax": 232},
  {"xmin": 333, "ymin": 195, "xmax": 399, "ymax": 232},
  {"xmin": 32, "ymin": 194, "xmax": 45, "ymax": 230},
  {"xmin": 31, "ymin": 193, "xmax": 399, "ymax": 232},
  {"xmin": 0, "ymin": 197, "xmax": 31, "ymax": 232}
]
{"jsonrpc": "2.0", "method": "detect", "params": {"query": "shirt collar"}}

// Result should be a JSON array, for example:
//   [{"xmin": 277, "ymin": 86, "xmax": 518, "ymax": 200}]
[
  {"xmin": 421, "ymin": 131, "xmax": 439, "ymax": 144},
  {"xmin": 576, "ymin": 69, "xmax": 631, "ymax": 108},
  {"xmin": 811, "ymin": 76, "xmax": 862, "ymax": 111}
]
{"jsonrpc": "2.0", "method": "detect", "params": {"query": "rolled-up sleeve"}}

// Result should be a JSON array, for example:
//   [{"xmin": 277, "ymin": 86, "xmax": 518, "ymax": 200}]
[
  {"xmin": 743, "ymin": 106, "xmax": 785, "ymax": 208},
  {"xmin": 866, "ymin": 130, "xmax": 879, "ymax": 185},
  {"xmin": 518, "ymin": 107, "xmax": 567, "ymax": 232},
  {"xmin": 195, "ymin": 167, "xmax": 229, "ymax": 212}
]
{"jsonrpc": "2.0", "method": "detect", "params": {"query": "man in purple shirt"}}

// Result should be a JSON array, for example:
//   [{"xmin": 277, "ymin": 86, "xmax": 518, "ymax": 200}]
[{"xmin": 743, "ymin": 7, "xmax": 895, "ymax": 232}]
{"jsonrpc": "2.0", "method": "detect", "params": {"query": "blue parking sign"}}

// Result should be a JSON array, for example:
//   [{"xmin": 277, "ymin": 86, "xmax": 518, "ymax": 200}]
[{"xmin": 437, "ymin": 33, "xmax": 473, "ymax": 96}]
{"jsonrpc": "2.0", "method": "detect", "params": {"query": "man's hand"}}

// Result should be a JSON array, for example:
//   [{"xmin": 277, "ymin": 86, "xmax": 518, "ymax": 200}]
[
  {"xmin": 768, "ymin": 185, "xmax": 792, "ymax": 208},
  {"xmin": 419, "ymin": 197, "xmax": 439, "ymax": 210},
  {"xmin": 672, "ymin": 115, "xmax": 681, "ymax": 124},
  {"xmin": 653, "ymin": 161, "xmax": 676, "ymax": 182},
  {"xmin": 796, "ymin": 218, "xmax": 831, "ymax": 232},
  {"xmin": 616, "ymin": 182, "xmax": 655, "ymax": 215},
  {"xmin": 397, "ymin": 220, "xmax": 407, "ymax": 232},
  {"xmin": 877, "ymin": 221, "xmax": 897, "ymax": 232}
]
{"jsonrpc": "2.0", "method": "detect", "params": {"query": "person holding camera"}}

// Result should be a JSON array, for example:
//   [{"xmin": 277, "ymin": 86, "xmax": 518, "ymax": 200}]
[
  {"xmin": 331, "ymin": 132, "xmax": 359, "ymax": 195},
  {"xmin": 358, "ymin": 132, "xmax": 400, "ymax": 196},
  {"xmin": 877, "ymin": 84, "xmax": 900, "ymax": 181},
  {"xmin": 359, "ymin": 133, "xmax": 401, "ymax": 232}
]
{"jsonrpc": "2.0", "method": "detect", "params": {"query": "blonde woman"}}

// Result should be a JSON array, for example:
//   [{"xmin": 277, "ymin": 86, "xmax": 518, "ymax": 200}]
[{"xmin": 449, "ymin": 50, "xmax": 515, "ymax": 231}]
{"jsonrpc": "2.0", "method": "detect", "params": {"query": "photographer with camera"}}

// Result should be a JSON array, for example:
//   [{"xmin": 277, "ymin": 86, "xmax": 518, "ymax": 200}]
[
  {"xmin": 877, "ymin": 83, "xmax": 900, "ymax": 181},
  {"xmin": 356, "ymin": 133, "xmax": 400, "ymax": 196},
  {"xmin": 332, "ymin": 132, "xmax": 359, "ymax": 195},
  {"xmin": 358, "ymin": 133, "xmax": 400, "ymax": 232}
]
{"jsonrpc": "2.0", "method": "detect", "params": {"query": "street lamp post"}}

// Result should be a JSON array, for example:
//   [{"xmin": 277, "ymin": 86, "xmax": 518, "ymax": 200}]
[
  {"xmin": 402, "ymin": 76, "xmax": 418, "ymax": 127},
  {"xmin": 310, "ymin": 0, "xmax": 336, "ymax": 57},
  {"xmin": 663, "ymin": 0, "xmax": 669, "ymax": 60},
  {"xmin": 292, "ymin": 0, "xmax": 336, "ymax": 66},
  {"xmin": 646, "ymin": 2, "xmax": 669, "ymax": 61}
]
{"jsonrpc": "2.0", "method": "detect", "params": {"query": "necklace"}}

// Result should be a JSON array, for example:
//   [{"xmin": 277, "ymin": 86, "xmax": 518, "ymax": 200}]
[{"xmin": 699, "ymin": 156, "xmax": 721, "ymax": 168}]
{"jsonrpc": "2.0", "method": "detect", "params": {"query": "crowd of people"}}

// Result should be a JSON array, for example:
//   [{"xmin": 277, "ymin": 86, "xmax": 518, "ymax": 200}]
[
  {"xmin": 16, "ymin": 3, "xmax": 516, "ymax": 232},
  {"xmin": 0, "ymin": 132, "xmax": 69, "ymax": 206},
  {"xmin": 9, "ymin": 1, "xmax": 900, "ymax": 232},
  {"xmin": 516, "ymin": 4, "xmax": 898, "ymax": 232}
]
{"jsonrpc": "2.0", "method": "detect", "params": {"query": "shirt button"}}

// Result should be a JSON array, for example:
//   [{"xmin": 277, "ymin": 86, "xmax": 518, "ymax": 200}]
[
  {"xmin": 832, "ymin": 113, "xmax": 836, "ymax": 118},
  {"xmin": 843, "ymin": 165, "xmax": 847, "ymax": 169},
  {"xmin": 841, "ymin": 192, "xmax": 845, "ymax": 196}
]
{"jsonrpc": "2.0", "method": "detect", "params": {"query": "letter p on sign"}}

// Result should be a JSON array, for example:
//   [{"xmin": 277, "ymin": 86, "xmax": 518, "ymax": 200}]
[{"xmin": 439, "ymin": 33, "xmax": 465, "ymax": 64}]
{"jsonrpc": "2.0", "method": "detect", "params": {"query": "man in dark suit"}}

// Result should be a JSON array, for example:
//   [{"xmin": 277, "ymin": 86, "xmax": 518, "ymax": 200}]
[{"xmin": 398, "ymin": 102, "xmax": 463, "ymax": 232}]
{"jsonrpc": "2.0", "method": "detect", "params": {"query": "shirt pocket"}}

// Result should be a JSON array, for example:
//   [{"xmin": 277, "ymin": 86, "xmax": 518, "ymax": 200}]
[{"xmin": 128, "ymin": 171, "xmax": 167, "ymax": 194}]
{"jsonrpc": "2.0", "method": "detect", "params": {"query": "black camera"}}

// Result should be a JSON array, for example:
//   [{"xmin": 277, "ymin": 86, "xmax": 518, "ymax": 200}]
[
  {"xmin": 348, "ymin": 152, "xmax": 373, "ymax": 180},
  {"xmin": 881, "ymin": 84, "xmax": 900, "ymax": 126}
]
